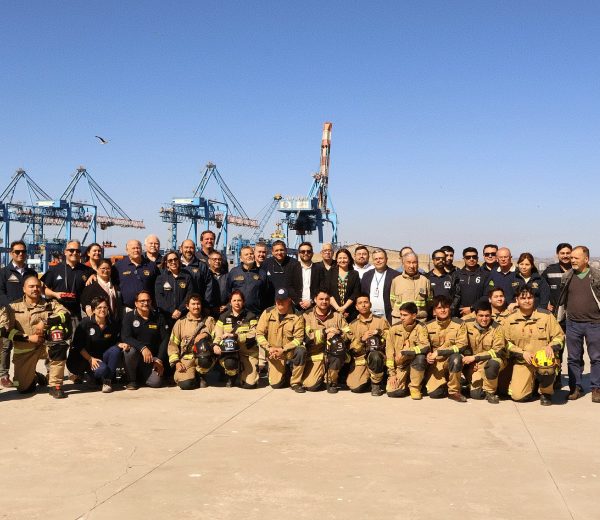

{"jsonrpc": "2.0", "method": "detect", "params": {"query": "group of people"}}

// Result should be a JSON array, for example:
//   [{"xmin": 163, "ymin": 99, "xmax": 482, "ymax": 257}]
[{"xmin": 0, "ymin": 234, "xmax": 598, "ymax": 407}]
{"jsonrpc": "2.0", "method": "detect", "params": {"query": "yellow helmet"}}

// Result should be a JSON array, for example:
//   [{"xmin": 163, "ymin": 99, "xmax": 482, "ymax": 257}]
[{"xmin": 532, "ymin": 349, "xmax": 555, "ymax": 368}]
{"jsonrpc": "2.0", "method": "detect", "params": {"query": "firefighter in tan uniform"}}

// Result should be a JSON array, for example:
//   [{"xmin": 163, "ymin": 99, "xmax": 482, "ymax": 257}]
[
  {"xmin": 303, "ymin": 290, "xmax": 352, "ymax": 393},
  {"xmin": 168, "ymin": 294, "xmax": 215, "ymax": 390},
  {"xmin": 390, "ymin": 253, "xmax": 432, "ymax": 323},
  {"xmin": 462, "ymin": 301, "xmax": 507, "ymax": 404},
  {"xmin": 213, "ymin": 291, "xmax": 259, "ymax": 389},
  {"xmin": 347, "ymin": 294, "xmax": 390, "ymax": 396},
  {"xmin": 2, "ymin": 275, "xmax": 70, "ymax": 398},
  {"xmin": 502, "ymin": 286, "xmax": 564, "ymax": 406},
  {"xmin": 425, "ymin": 295, "xmax": 469, "ymax": 402},
  {"xmin": 386, "ymin": 302, "xmax": 430, "ymax": 399},
  {"xmin": 256, "ymin": 288, "xmax": 306, "ymax": 393}
]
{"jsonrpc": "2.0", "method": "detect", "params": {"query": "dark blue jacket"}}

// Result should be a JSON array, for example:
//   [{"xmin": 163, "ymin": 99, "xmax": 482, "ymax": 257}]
[
  {"xmin": 0, "ymin": 263, "xmax": 38, "ymax": 306},
  {"xmin": 515, "ymin": 271, "xmax": 550, "ymax": 310},
  {"xmin": 486, "ymin": 267, "xmax": 520, "ymax": 303},
  {"xmin": 226, "ymin": 264, "xmax": 266, "ymax": 315},
  {"xmin": 114, "ymin": 257, "xmax": 159, "ymax": 308}
]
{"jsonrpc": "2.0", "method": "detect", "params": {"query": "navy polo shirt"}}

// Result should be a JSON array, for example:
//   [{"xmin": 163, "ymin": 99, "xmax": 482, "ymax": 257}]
[{"xmin": 114, "ymin": 257, "xmax": 158, "ymax": 308}]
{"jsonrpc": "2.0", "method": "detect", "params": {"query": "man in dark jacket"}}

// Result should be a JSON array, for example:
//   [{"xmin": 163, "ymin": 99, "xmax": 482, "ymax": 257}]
[
  {"xmin": 180, "ymin": 239, "xmax": 213, "ymax": 306},
  {"xmin": 456, "ymin": 247, "xmax": 488, "ymax": 317},
  {"xmin": 557, "ymin": 245, "xmax": 600, "ymax": 402},
  {"xmin": 360, "ymin": 248, "xmax": 399, "ymax": 324},
  {"xmin": 486, "ymin": 247, "xmax": 519, "ymax": 306},
  {"xmin": 226, "ymin": 245, "xmax": 266, "ymax": 315},
  {"xmin": 543, "ymin": 242, "xmax": 572, "ymax": 314},
  {"xmin": 262, "ymin": 240, "xmax": 301, "ymax": 306},
  {"xmin": 427, "ymin": 249, "xmax": 460, "ymax": 314},
  {"xmin": 292, "ymin": 241, "xmax": 322, "ymax": 311}
]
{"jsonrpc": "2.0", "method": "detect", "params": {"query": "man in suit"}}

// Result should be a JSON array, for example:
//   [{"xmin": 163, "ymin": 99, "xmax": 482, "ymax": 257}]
[
  {"xmin": 361, "ymin": 249, "xmax": 399, "ymax": 324},
  {"xmin": 293, "ymin": 241, "xmax": 322, "ymax": 311}
]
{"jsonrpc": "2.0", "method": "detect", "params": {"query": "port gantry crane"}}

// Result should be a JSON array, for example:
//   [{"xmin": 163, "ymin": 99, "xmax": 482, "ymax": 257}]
[
  {"xmin": 159, "ymin": 162, "xmax": 259, "ymax": 254},
  {"xmin": 277, "ymin": 122, "xmax": 338, "ymax": 248},
  {"xmin": 0, "ymin": 167, "xmax": 144, "ymax": 269}
]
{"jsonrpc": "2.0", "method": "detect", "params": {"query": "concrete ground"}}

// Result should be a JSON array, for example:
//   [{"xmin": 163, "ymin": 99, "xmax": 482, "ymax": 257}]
[{"xmin": 1, "ymin": 364, "xmax": 598, "ymax": 520}]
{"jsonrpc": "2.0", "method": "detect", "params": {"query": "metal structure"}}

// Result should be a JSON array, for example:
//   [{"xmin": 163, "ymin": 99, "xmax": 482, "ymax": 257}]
[
  {"xmin": 37, "ymin": 166, "xmax": 145, "ymax": 244},
  {"xmin": 278, "ymin": 122, "xmax": 338, "ymax": 247},
  {"xmin": 160, "ymin": 162, "xmax": 259, "ymax": 251},
  {"xmin": 227, "ymin": 194, "xmax": 284, "ymax": 264}
]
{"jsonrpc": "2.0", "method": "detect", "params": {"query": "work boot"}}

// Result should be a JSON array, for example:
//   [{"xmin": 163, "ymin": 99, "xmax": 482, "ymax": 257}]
[
  {"xmin": 410, "ymin": 388, "xmax": 422, "ymax": 400},
  {"xmin": 126, "ymin": 381, "xmax": 139, "ymax": 391},
  {"xmin": 485, "ymin": 393, "xmax": 500, "ymax": 404},
  {"xmin": 291, "ymin": 384, "xmax": 306, "ymax": 393},
  {"xmin": 0, "ymin": 375, "xmax": 13, "ymax": 388},
  {"xmin": 370, "ymin": 383, "xmax": 384, "ymax": 396},
  {"xmin": 49, "ymin": 385, "xmax": 66, "ymax": 399},
  {"xmin": 101, "ymin": 379, "xmax": 113, "ymax": 393},
  {"xmin": 35, "ymin": 372, "xmax": 48, "ymax": 387},
  {"xmin": 540, "ymin": 393, "xmax": 552, "ymax": 406},
  {"xmin": 568, "ymin": 387, "xmax": 584, "ymax": 401},
  {"xmin": 592, "ymin": 389, "xmax": 600, "ymax": 403},
  {"xmin": 199, "ymin": 376, "xmax": 208, "ymax": 389},
  {"xmin": 448, "ymin": 393, "xmax": 467, "ymax": 403},
  {"xmin": 327, "ymin": 383, "xmax": 339, "ymax": 394}
]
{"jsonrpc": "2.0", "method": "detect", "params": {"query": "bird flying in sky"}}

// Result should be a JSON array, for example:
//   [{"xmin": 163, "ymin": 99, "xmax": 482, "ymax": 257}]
[{"xmin": 95, "ymin": 135, "xmax": 109, "ymax": 144}]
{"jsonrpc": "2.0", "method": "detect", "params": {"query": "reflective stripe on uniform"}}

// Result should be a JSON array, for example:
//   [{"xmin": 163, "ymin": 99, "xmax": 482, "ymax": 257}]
[
  {"xmin": 13, "ymin": 347, "xmax": 35, "ymax": 355},
  {"xmin": 386, "ymin": 359, "xmax": 395, "ymax": 368},
  {"xmin": 169, "ymin": 354, "xmax": 180, "ymax": 364},
  {"xmin": 310, "ymin": 353, "xmax": 324, "ymax": 362}
]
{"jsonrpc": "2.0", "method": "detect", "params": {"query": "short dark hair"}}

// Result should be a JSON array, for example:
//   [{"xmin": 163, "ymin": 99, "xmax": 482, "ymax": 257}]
[
  {"xmin": 355, "ymin": 245, "xmax": 369, "ymax": 254},
  {"xmin": 161, "ymin": 250, "xmax": 180, "ymax": 269},
  {"xmin": 355, "ymin": 293, "xmax": 371, "ymax": 303},
  {"xmin": 10, "ymin": 240, "xmax": 26, "ymax": 251},
  {"xmin": 556, "ymin": 243, "xmax": 572, "ymax": 253},
  {"xmin": 315, "ymin": 289, "xmax": 331, "ymax": 298},
  {"xmin": 462, "ymin": 247, "xmax": 478, "ymax": 257},
  {"xmin": 23, "ymin": 273, "xmax": 40, "ymax": 286},
  {"xmin": 432, "ymin": 295, "xmax": 452, "ymax": 308},
  {"xmin": 399, "ymin": 302, "xmax": 418, "ymax": 314},
  {"xmin": 431, "ymin": 249, "xmax": 445, "ymax": 259},
  {"xmin": 474, "ymin": 301, "xmax": 492, "ymax": 314},
  {"xmin": 271, "ymin": 240, "xmax": 286, "ymax": 250},
  {"xmin": 299, "ymin": 241, "xmax": 313, "ymax": 251},
  {"xmin": 483, "ymin": 244, "xmax": 498, "ymax": 251},
  {"xmin": 487, "ymin": 286, "xmax": 504, "ymax": 297},
  {"xmin": 200, "ymin": 230, "xmax": 216, "ymax": 240},
  {"xmin": 186, "ymin": 293, "xmax": 203, "ymax": 305},
  {"xmin": 440, "ymin": 245, "xmax": 454, "ymax": 254},
  {"xmin": 516, "ymin": 286, "xmax": 535, "ymax": 299},
  {"xmin": 229, "ymin": 290, "xmax": 245, "ymax": 303},
  {"xmin": 135, "ymin": 290, "xmax": 153, "ymax": 302},
  {"xmin": 90, "ymin": 296, "xmax": 109, "ymax": 311}
]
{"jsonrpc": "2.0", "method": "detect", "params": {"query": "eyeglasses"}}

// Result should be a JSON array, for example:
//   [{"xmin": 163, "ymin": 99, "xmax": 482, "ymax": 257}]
[
  {"xmin": 464, "ymin": 255, "xmax": 478, "ymax": 260},
  {"xmin": 483, "ymin": 252, "xmax": 496, "ymax": 257},
  {"xmin": 66, "ymin": 249, "xmax": 80, "ymax": 254},
  {"xmin": 299, "ymin": 250, "xmax": 313, "ymax": 254},
  {"xmin": 12, "ymin": 250, "xmax": 26, "ymax": 255}
]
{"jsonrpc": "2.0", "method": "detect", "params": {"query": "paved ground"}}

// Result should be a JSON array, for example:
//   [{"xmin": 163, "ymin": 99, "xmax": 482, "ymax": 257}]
[{"xmin": 1, "ymin": 365, "xmax": 599, "ymax": 520}]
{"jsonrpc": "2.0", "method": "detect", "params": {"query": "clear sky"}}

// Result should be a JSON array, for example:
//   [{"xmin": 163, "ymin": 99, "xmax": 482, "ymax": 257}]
[{"xmin": 2, "ymin": 1, "xmax": 599, "ymax": 258}]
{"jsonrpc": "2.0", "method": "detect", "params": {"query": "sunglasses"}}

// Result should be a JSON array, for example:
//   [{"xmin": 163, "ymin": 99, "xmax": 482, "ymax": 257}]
[
  {"xmin": 299, "ymin": 250, "xmax": 313, "ymax": 254},
  {"xmin": 483, "ymin": 252, "xmax": 496, "ymax": 257},
  {"xmin": 464, "ymin": 255, "xmax": 478, "ymax": 260},
  {"xmin": 12, "ymin": 250, "xmax": 26, "ymax": 255},
  {"xmin": 66, "ymin": 249, "xmax": 81, "ymax": 254}
]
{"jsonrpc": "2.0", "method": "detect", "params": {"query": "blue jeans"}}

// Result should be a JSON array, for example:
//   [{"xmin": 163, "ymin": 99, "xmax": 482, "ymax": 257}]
[
  {"xmin": 91, "ymin": 346, "xmax": 123, "ymax": 382},
  {"xmin": 566, "ymin": 319, "xmax": 600, "ymax": 390}
]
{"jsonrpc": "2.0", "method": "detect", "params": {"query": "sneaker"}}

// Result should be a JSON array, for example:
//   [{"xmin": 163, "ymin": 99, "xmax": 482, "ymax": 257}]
[
  {"xmin": 0, "ymin": 375, "xmax": 13, "ymax": 388},
  {"xmin": 540, "ymin": 393, "xmax": 552, "ymax": 406},
  {"xmin": 371, "ymin": 383, "xmax": 384, "ymax": 397},
  {"xmin": 409, "ymin": 388, "xmax": 423, "ymax": 400},
  {"xmin": 291, "ymin": 384, "xmax": 306, "ymax": 393},
  {"xmin": 485, "ymin": 393, "xmax": 500, "ymax": 404},
  {"xmin": 101, "ymin": 380, "xmax": 113, "ymax": 393},
  {"xmin": 448, "ymin": 392, "xmax": 467, "ymax": 403},
  {"xmin": 126, "ymin": 381, "xmax": 139, "ymax": 391},
  {"xmin": 35, "ymin": 372, "xmax": 48, "ymax": 387},
  {"xmin": 199, "ymin": 376, "xmax": 208, "ymax": 389},
  {"xmin": 49, "ymin": 385, "xmax": 66, "ymax": 399},
  {"xmin": 327, "ymin": 383, "xmax": 339, "ymax": 394}
]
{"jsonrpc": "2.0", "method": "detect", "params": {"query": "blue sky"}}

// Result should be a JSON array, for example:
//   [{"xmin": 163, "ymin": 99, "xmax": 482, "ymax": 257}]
[{"xmin": 2, "ymin": 1, "xmax": 599, "ymax": 258}]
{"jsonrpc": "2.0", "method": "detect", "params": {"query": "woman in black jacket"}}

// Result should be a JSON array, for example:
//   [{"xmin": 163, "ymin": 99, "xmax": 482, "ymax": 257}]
[
  {"xmin": 66, "ymin": 295, "xmax": 128, "ymax": 392},
  {"xmin": 155, "ymin": 251, "xmax": 194, "ymax": 328},
  {"xmin": 515, "ymin": 252, "xmax": 551, "ymax": 310},
  {"xmin": 80, "ymin": 258, "xmax": 123, "ymax": 321},
  {"xmin": 322, "ymin": 248, "xmax": 361, "ymax": 322}
]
